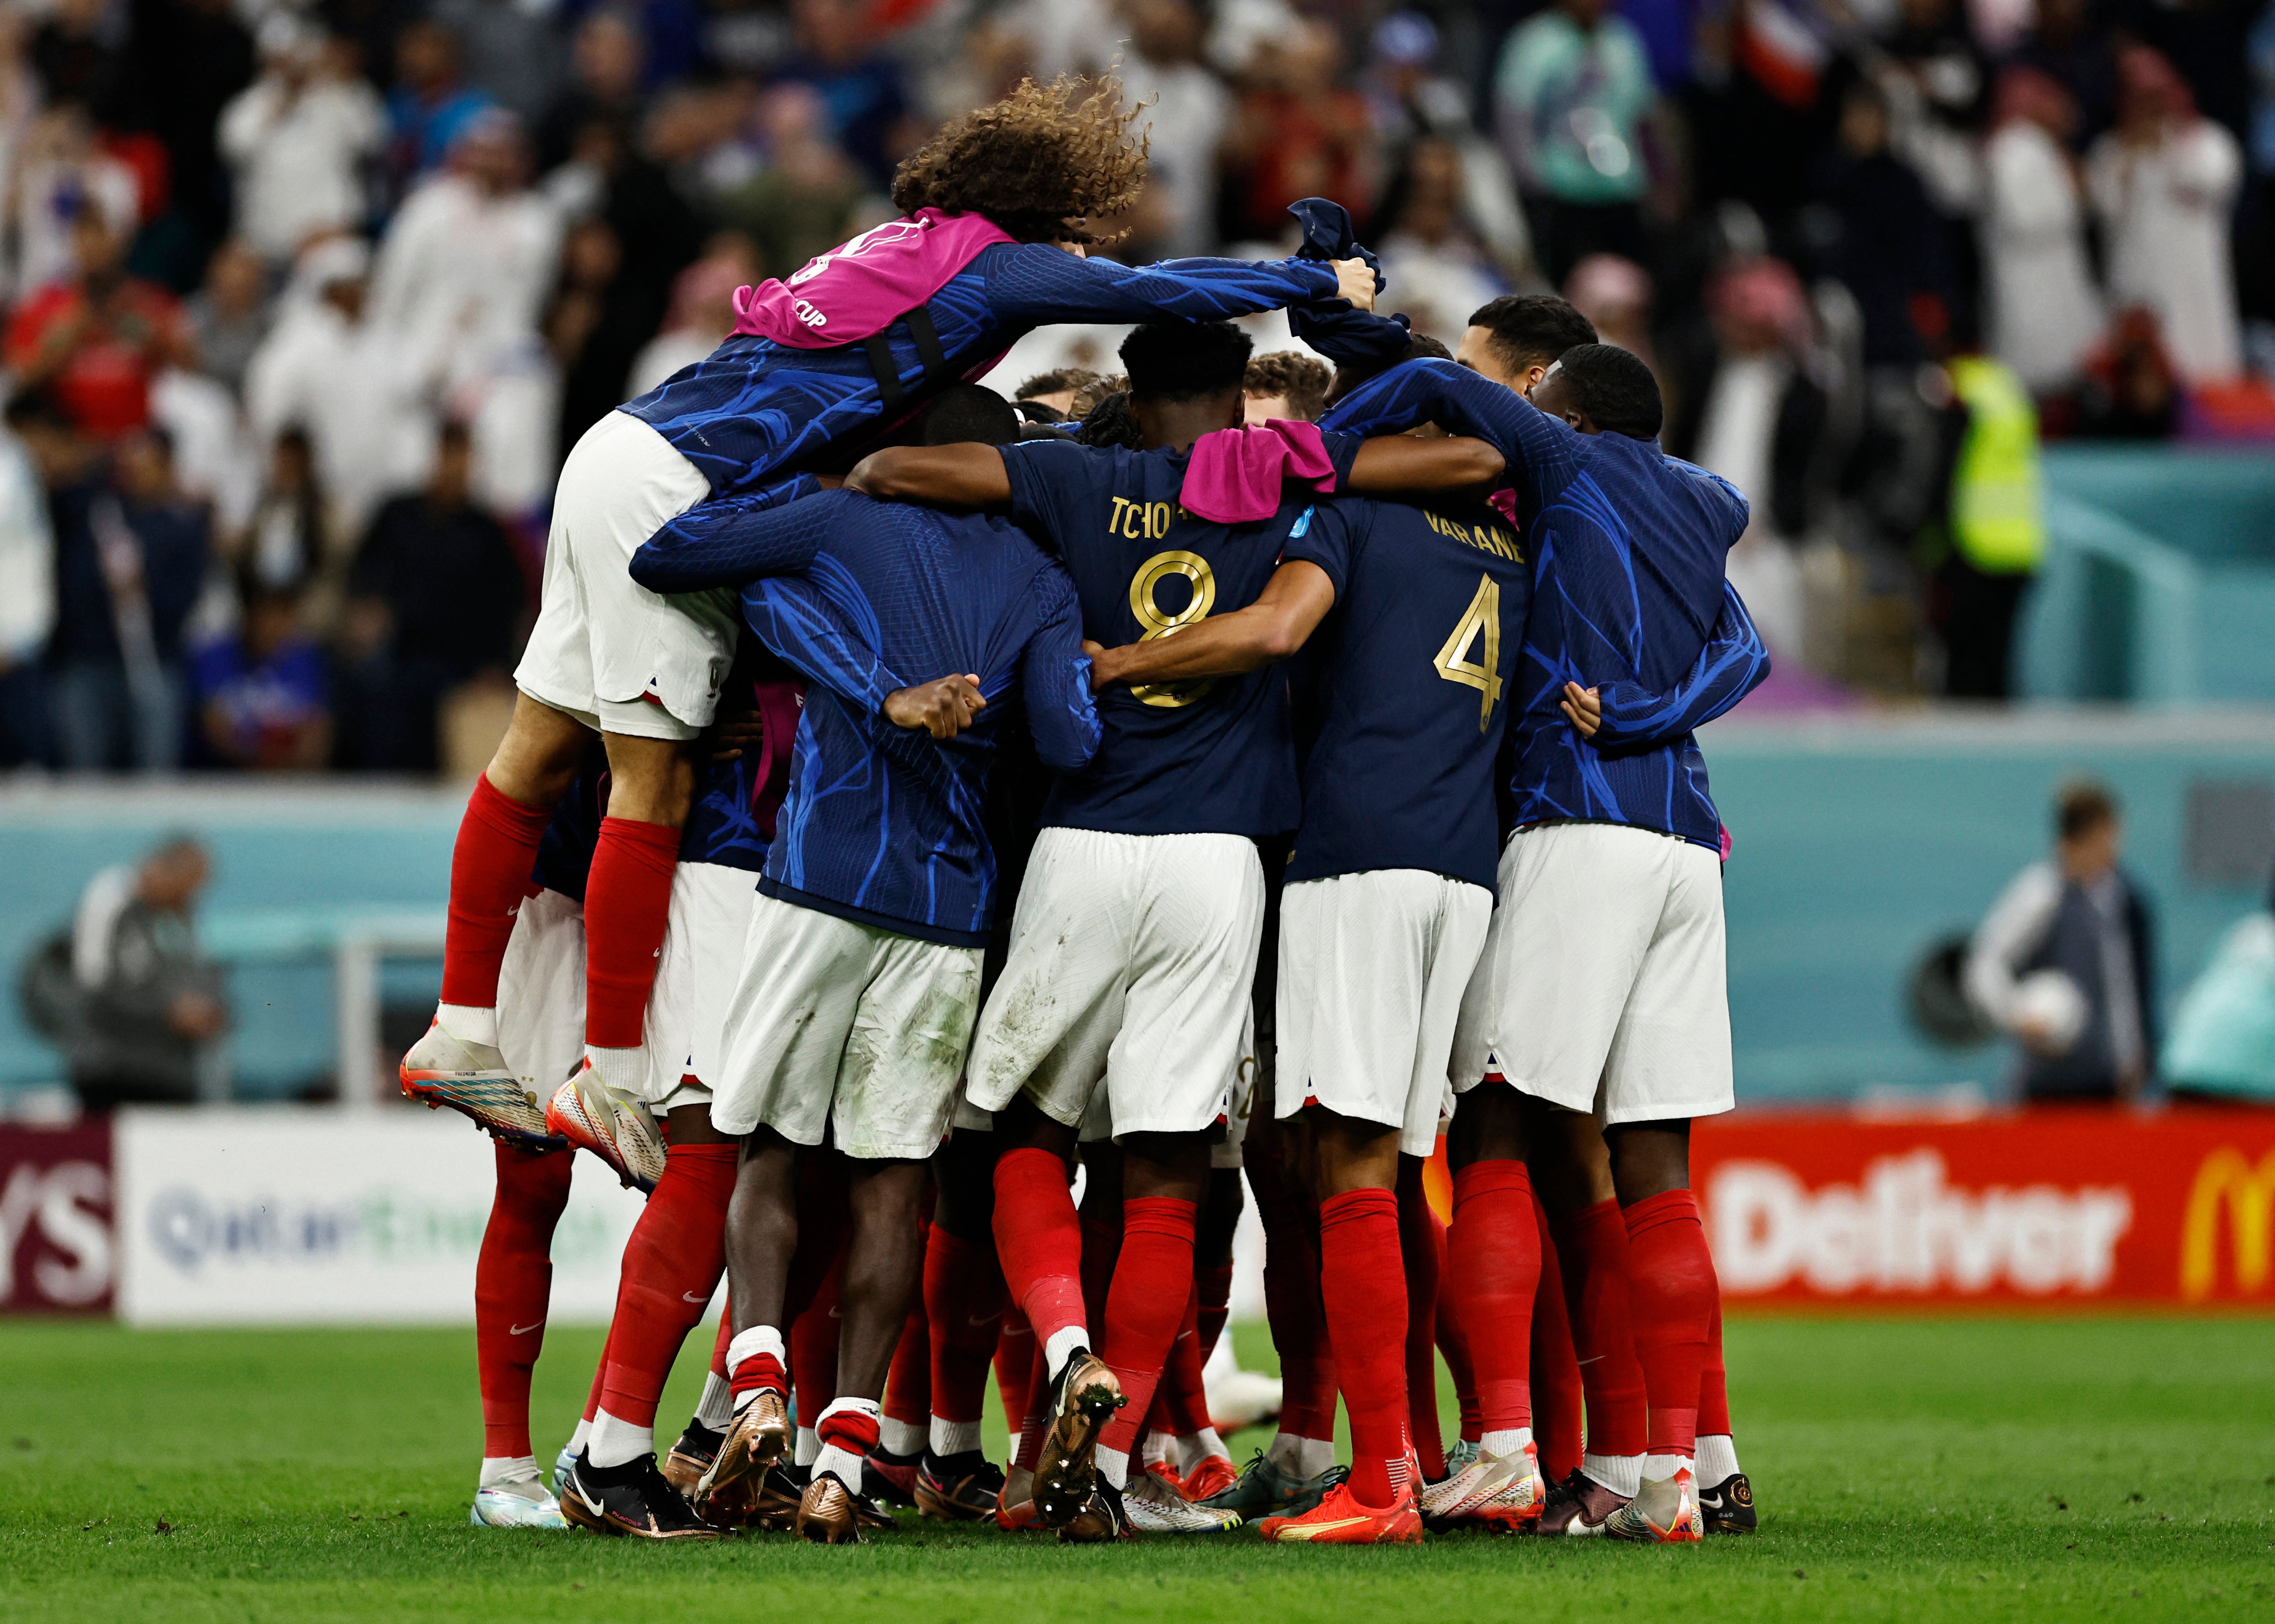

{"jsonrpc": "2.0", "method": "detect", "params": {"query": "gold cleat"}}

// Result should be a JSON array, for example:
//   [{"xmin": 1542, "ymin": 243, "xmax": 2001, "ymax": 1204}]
[
  {"xmin": 694, "ymin": 1388, "xmax": 790, "ymax": 1525},
  {"xmin": 796, "ymin": 1470, "xmax": 867, "ymax": 1544},
  {"xmin": 1034, "ymin": 1351, "xmax": 1127, "ymax": 1529}
]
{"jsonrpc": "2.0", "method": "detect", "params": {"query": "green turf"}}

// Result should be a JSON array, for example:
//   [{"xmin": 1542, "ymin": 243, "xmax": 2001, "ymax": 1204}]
[{"xmin": 2, "ymin": 1316, "xmax": 2271, "ymax": 1622}]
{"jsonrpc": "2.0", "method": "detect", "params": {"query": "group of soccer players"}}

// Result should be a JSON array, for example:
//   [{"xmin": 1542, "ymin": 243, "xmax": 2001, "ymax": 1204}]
[{"xmin": 395, "ymin": 74, "xmax": 1771, "ymax": 1548}]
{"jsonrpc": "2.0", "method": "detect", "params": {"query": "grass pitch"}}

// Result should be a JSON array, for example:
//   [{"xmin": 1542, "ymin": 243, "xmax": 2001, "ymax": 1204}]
[{"xmin": 1, "ymin": 1316, "xmax": 2270, "ymax": 1622}]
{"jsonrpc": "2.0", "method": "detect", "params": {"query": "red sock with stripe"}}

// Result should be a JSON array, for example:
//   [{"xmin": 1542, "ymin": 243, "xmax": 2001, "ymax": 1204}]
[
  {"xmin": 1318, "ymin": 1188, "xmax": 1411, "ymax": 1506},
  {"xmin": 1554, "ymin": 1198, "xmax": 1649, "ymax": 1475},
  {"xmin": 1699, "ymin": 1294, "xmax": 1731, "ymax": 1438},
  {"xmin": 1530, "ymin": 1192, "xmax": 1585, "ymax": 1481},
  {"xmin": 880, "ymin": 1224, "xmax": 931, "ymax": 1456},
  {"xmin": 1094, "ymin": 1197, "xmax": 1198, "ymax": 1474},
  {"xmin": 1399, "ymin": 1169, "xmax": 1447, "ymax": 1479},
  {"xmin": 994, "ymin": 1305, "xmax": 1034, "ymax": 1455},
  {"xmin": 925, "ymin": 1227, "xmax": 1006, "ymax": 1458},
  {"xmin": 442, "ymin": 773, "xmax": 556, "ymax": 1013},
  {"xmin": 789, "ymin": 1265, "xmax": 843, "ymax": 1438},
  {"xmin": 1448, "ymin": 1160, "xmax": 1539, "ymax": 1453},
  {"xmin": 991, "ymin": 1148, "xmax": 1088, "ymax": 1360},
  {"xmin": 591, "ymin": 1143, "xmax": 737, "ymax": 1463},
  {"xmin": 1622, "ymin": 1188, "xmax": 1717, "ymax": 1464},
  {"xmin": 582, "ymin": 817, "xmax": 680, "ymax": 1049},
  {"xmin": 476, "ymin": 1140, "xmax": 574, "ymax": 1461}
]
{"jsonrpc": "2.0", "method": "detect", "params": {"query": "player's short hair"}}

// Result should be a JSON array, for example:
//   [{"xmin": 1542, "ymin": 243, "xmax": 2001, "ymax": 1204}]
[
  {"xmin": 1546, "ymin": 343, "xmax": 1662, "ymax": 439},
  {"xmin": 1066, "ymin": 372, "xmax": 1127, "ymax": 420},
  {"xmin": 2056, "ymin": 778, "xmax": 2120, "ymax": 841},
  {"xmin": 916, "ymin": 384, "xmax": 1022, "ymax": 448},
  {"xmin": 1014, "ymin": 367, "xmax": 1102, "ymax": 403},
  {"xmin": 1243, "ymin": 351, "xmax": 1331, "ymax": 421},
  {"xmin": 1468, "ymin": 294, "xmax": 1597, "ymax": 374},
  {"xmin": 1120, "ymin": 320, "xmax": 1254, "ymax": 403},
  {"xmin": 1075, "ymin": 390, "xmax": 1143, "ymax": 449}
]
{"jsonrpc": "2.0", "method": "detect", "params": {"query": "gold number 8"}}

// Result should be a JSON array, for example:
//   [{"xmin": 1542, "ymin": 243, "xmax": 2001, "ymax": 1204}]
[{"xmin": 1127, "ymin": 549, "xmax": 1218, "ymax": 708}]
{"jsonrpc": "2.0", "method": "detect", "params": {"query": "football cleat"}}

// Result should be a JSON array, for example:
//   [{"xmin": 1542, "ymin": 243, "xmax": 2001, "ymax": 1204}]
[
  {"xmin": 1421, "ymin": 1441, "xmax": 1543, "ymax": 1531},
  {"xmin": 470, "ymin": 1473, "xmax": 570, "ymax": 1529},
  {"xmin": 1033, "ymin": 1350, "xmax": 1126, "ymax": 1529},
  {"xmin": 915, "ymin": 1453, "xmax": 1006, "ymax": 1521},
  {"xmin": 1535, "ymin": 1467, "xmax": 1632, "ymax": 1538},
  {"xmin": 661, "ymin": 1419, "xmax": 724, "ymax": 1500},
  {"xmin": 400, "ymin": 1021, "xmax": 560, "ymax": 1149},
  {"xmin": 995, "ymin": 1463, "xmax": 1043, "ymax": 1531},
  {"xmin": 1145, "ymin": 1459, "xmax": 1189, "ymax": 1499},
  {"xmin": 1198, "ymin": 1450, "xmax": 1348, "ymax": 1521},
  {"xmin": 553, "ymin": 1441, "xmax": 579, "ymax": 1498},
  {"xmin": 1178, "ymin": 1454, "xmax": 1240, "ymax": 1503},
  {"xmin": 865, "ymin": 1447, "xmax": 920, "ymax": 1508},
  {"xmin": 1604, "ymin": 1466, "xmax": 1703, "ymax": 1544},
  {"xmin": 1258, "ymin": 1479, "xmax": 1424, "ymax": 1545},
  {"xmin": 556, "ymin": 1450, "xmax": 726, "ymax": 1539},
  {"xmin": 545, "ymin": 1062, "xmax": 666, "ymax": 1193},
  {"xmin": 1699, "ymin": 1470, "xmax": 1757, "ymax": 1534},
  {"xmin": 693, "ymin": 1388, "xmax": 792, "ymax": 1526},
  {"xmin": 1055, "ymin": 1478, "xmax": 1138, "ymax": 1543},
  {"xmin": 795, "ymin": 1468, "xmax": 885, "ymax": 1544},
  {"xmin": 1121, "ymin": 1467, "xmax": 1243, "ymax": 1533},
  {"xmin": 1444, "ymin": 1438, "xmax": 1480, "ymax": 1472}
]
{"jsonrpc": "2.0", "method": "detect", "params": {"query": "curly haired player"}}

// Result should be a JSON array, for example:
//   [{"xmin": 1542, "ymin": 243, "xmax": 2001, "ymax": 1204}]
[{"xmin": 401, "ymin": 76, "xmax": 1378, "ymax": 1190}]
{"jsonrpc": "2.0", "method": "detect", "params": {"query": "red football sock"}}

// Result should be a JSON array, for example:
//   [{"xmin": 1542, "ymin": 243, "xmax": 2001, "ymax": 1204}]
[
  {"xmin": 583, "ymin": 1341, "xmax": 608, "ymax": 1424},
  {"xmin": 1698, "ymin": 1294, "xmax": 1731, "ymax": 1438},
  {"xmin": 708, "ymin": 1308, "xmax": 733, "ymax": 1383},
  {"xmin": 1096, "ymin": 1197, "xmax": 1198, "ymax": 1463},
  {"xmin": 926, "ymin": 1227, "xmax": 1005, "ymax": 1450},
  {"xmin": 475, "ymin": 1140, "xmax": 574, "ymax": 1459},
  {"xmin": 1530, "ymin": 1192, "xmax": 1584, "ymax": 1481},
  {"xmin": 1077, "ymin": 1186, "xmax": 1123, "ymax": 1342},
  {"xmin": 1318, "ymin": 1188, "xmax": 1410, "ymax": 1506},
  {"xmin": 995, "ymin": 1304, "xmax": 1034, "ymax": 1444},
  {"xmin": 882, "ymin": 1260, "xmax": 931, "ymax": 1446},
  {"xmin": 1399, "ymin": 1172, "xmax": 1447, "ymax": 1479},
  {"xmin": 1196, "ymin": 1261, "xmax": 1234, "ymax": 1364},
  {"xmin": 443, "ymin": 773, "xmax": 555, "ymax": 1010},
  {"xmin": 1257, "ymin": 1183, "xmax": 1335, "ymax": 1443},
  {"xmin": 1553, "ymin": 1198, "xmax": 1649, "ymax": 1461},
  {"xmin": 1448, "ymin": 1160, "xmax": 1539, "ymax": 1445},
  {"xmin": 597, "ymin": 1142, "xmax": 736, "ymax": 1430},
  {"xmin": 991, "ymin": 1148, "xmax": 1087, "ymax": 1352},
  {"xmin": 790, "ymin": 1262, "xmax": 843, "ymax": 1423},
  {"xmin": 1622, "ymin": 1188, "xmax": 1717, "ymax": 1460},
  {"xmin": 582, "ymin": 816, "xmax": 681, "ymax": 1048},
  {"xmin": 1157, "ymin": 1278, "xmax": 1209, "ymax": 1439},
  {"xmin": 1013, "ymin": 1341, "xmax": 1050, "ymax": 1472},
  {"xmin": 1435, "ymin": 1274, "xmax": 1481, "ymax": 1445}
]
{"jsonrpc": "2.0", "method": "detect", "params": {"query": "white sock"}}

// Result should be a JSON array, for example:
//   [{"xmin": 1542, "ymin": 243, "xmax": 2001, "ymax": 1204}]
[
  {"xmin": 1175, "ymin": 1428, "xmax": 1226, "ymax": 1471},
  {"xmin": 696, "ymin": 1373, "xmax": 734, "ymax": 1431},
  {"xmin": 568, "ymin": 1417, "xmax": 592, "ymax": 1453},
  {"xmin": 583, "ymin": 1043, "xmax": 648, "ymax": 1095},
  {"xmin": 1005, "ymin": 1429, "xmax": 1022, "ymax": 1461},
  {"xmin": 796, "ymin": 1426, "xmax": 819, "ymax": 1466},
  {"xmin": 478, "ymin": 1454, "xmax": 539, "ymax": 1490},
  {"xmin": 725, "ymin": 1325, "xmax": 786, "ymax": 1385},
  {"xmin": 812, "ymin": 1397, "xmax": 882, "ymax": 1486},
  {"xmin": 813, "ymin": 1442, "xmax": 864, "ymax": 1486},
  {"xmin": 1695, "ymin": 1433, "xmax": 1741, "ymax": 1484},
  {"xmin": 438, "ymin": 1003, "xmax": 498, "ymax": 1049},
  {"xmin": 930, "ymin": 1417, "xmax": 981, "ymax": 1458},
  {"xmin": 587, "ymin": 1409, "xmax": 653, "ymax": 1470},
  {"xmin": 1141, "ymin": 1429, "xmax": 1173, "ymax": 1468},
  {"xmin": 1043, "ymin": 1326, "xmax": 1089, "ymax": 1381},
  {"xmin": 879, "ymin": 1416, "xmax": 925, "ymax": 1457},
  {"xmin": 1097, "ymin": 1444, "xmax": 1129, "ymax": 1490},
  {"xmin": 1583, "ymin": 1451, "xmax": 1643, "ymax": 1499},
  {"xmin": 1481, "ymin": 1426, "xmax": 1534, "ymax": 1462},
  {"xmin": 1643, "ymin": 1450, "xmax": 1694, "ymax": 1485},
  {"xmin": 1267, "ymin": 1433, "xmax": 1336, "ymax": 1480}
]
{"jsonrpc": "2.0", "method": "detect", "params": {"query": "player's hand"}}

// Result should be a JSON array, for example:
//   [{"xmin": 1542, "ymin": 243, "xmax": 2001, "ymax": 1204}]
[
  {"xmin": 1560, "ymin": 682, "xmax": 1603, "ymax": 739},
  {"xmin": 706, "ymin": 707, "xmax": 766, "ymax": 763},
  {"xmin": 885, "ymin": 674, "xmax": 987, "ymax": 739},
  {"xmin": 1081, "ymin": 639, "xmax": 1114, "ymax": 690},
  {"xmin": 1331, "ymin": 257, "xmax": 1377, "ymax": 312}
]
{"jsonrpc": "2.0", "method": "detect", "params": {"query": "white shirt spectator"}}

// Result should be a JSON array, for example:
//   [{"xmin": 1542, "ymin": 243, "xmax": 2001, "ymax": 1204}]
[
  {"xmin": 1120, "ymin": 50, "xmax": 1230, "ymax": 262},
  {"xmin": 150, "ymin": 369, "xmax": 262, "ymax": 540},
  {"xmin": 2088, "ymin": 118, "xmax": 2244, "ymax": 382},
  {"xmin": 246, "ymin": 295, "xmax": 434, "ymax": 537},
  {"xmin": 1982, "ymin": 120, "xmax": 2103, "ymax": 392},
  {"xmin": 367, "ymin": 171, "xmax": 563, "ymax": 394},
  {"xmin": 0, "ymin": 423, "xmax": 55, "ymax": 667},
  {"xmin": 9, "ymin": 149, "xmax": 139, "ymax": 299},
  {"xmin": 218, "ymin": 67, "xmax": 385, "ymax": 263}
]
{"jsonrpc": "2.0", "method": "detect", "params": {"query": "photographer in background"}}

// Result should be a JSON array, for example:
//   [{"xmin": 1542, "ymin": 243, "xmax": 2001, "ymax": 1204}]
[{"xmin": 1965, "ymin": 779, "xmax": 2156, "ymax": 1102}]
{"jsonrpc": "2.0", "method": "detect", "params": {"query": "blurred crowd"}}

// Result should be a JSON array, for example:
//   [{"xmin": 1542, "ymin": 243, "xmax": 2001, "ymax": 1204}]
[{"xmin": 0, "ymin": 0, "xmax": 2269, "ymax": 776}]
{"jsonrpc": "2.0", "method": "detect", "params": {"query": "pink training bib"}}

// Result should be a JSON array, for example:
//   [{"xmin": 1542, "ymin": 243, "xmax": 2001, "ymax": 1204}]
[{"xmin": 731, "ymin": 208, "xmax": 1018, "ymax": 349}]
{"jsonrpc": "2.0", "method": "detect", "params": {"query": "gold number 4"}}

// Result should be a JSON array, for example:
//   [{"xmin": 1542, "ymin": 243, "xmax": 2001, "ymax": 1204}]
[
  {"xmin": 1128, "ymin": 549, "xmax": 1218, "ymax": 709},
  {"xmin": 1434, "ymin": 574, "xmax": 1503, "ymax": 730}
]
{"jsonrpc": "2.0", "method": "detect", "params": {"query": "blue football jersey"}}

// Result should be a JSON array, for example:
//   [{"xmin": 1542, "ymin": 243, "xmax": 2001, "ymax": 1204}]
[
  {"xmin": 1279, "ymin": 494, "xmax": 1531, "ymax": 892},
  {"xmin": 1000, "ymin": 437, "xmax": 1355, "ymax": 839}
]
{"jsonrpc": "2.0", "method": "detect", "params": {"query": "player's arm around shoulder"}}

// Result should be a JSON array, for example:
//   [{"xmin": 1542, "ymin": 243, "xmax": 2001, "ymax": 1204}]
[
  {"xmin": 1085, "ymin": 556, "xmax": 1340, "ymax": 692},
  {"xmin": 845, "ymin": 444, "xmax": 1013, "ymax": 508}
]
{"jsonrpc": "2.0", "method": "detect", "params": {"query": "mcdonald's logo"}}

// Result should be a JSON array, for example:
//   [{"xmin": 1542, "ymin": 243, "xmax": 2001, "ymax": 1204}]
[{"xmin": 2179, "ymin": 1148, "xmax": 2275, "ymax": 1302}]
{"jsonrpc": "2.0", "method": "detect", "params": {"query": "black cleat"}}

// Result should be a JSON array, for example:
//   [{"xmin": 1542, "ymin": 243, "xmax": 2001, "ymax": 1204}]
[
  {"xmin": 865, "ymin": 1446, "xmax": 921, "ymax": 1508},
  {"xmin": 915, "ymin": 1451, "xmax": 1008, "ymax": 1521},
  {"xmin": 558, "ymin": 1449, "xmax": 728, "ymax": 1540},
  {"xmin": 1057, "ymin": 1476, "xmax": 1139, "ymax": 1543},
  {"xmin": 661, "ymin": 1419, "xmax": 724, "ymax": 1500},
  {"xmin": 1698, "ymin": 1471, "xmax": 1757, "ymax": 1534}
]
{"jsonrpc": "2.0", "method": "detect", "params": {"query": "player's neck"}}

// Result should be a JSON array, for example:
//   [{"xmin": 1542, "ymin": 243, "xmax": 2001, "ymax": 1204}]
[{"xmin": 1135, "ymin": 396, "xmax": 1242, "ymax": 455}]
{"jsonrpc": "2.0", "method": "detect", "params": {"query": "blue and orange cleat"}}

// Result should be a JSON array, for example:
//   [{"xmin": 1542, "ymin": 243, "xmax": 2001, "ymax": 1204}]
[{"xmin": 399, "ymin": 1021, "xmax": 561, "ymax": 1150}]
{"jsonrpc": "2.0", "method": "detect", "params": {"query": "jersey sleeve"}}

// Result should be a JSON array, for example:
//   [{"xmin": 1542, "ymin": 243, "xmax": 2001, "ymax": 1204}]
[
  {"xmin": 1586, "ymin": 581, "xmax": 1772, "ymax": 753},
  {"xmin": 1278, "ymin": 498, "xmax": 1360, "ymax": 599},
  {"xmin": 983, "ymin": 244, "xmax": 1340, "ymax": 326},
  {"xmin": 627, "ymin": 474, "xmax": 827, "ymax": 592},
  {"xmin": 999, "ymin": 438, "xmax": 1102, "ymax": 555},
  {"xmin": 1019, "ymin": 562, "xmax": 1103, "ymax": 775},
  {"xmin": 1321, "ymin": 359, "xmax": 1580, "ymax": 513},
  {"xmin": 736, "ymin": 563, "xmax": 908, "ymax": 719}
]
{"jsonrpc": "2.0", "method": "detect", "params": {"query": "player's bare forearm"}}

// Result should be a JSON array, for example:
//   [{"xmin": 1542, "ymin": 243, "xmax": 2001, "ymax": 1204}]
[
  {"xmin": 844, "ymin": 445, "xmax": 1011, "ymax": 507},
  {"xmin": 1088, "ymin": 560, "xmax": 1335, "ymax": 689},
  {"xmin": 1345, "ymin": 434, "xmax": 1503, "ymax": 494},
  {"xmin": 884, "ymin": 674, "xmax": 987, "ymax": 739}
]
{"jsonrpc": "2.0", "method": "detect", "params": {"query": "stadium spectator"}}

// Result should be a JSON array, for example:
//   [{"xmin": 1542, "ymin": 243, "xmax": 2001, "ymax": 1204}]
[
  {"xmin": 0, "ymin": 395, "xmax": 56, "ymax": 767},
  {"xmin": 768, "ymin": 0, "xmax": 916, "ymax": 191},
  {"xmin": 182, "ymin": 239, "xmax": 271, "ymax": 400},
  {"xmin": 712, "ymin": 82, "xmax": 868, "ymax": 282},
  {"xmin": 47, "ymin": 428, "xmax": 210, "ymax": 771},
  {"xmin": 336, "ymin": 421, "xmax": 525, "ymax": 772},
  {"xmin": 385, "ymin": 19, "xmax": 497, "ymax": 200},
  {"xmin": 29, "ymin": 0, "xmax": 126, "ymax": 122},
  {"xmin": 1495, "ymin": 0, "xmax": 1656, "ymax": 284},
  {"xmin": 1966, "ymin": 779, "xmax": 2156, "ymax": 1103},
  {"xmin": 1224, "ymin": 19, "xmax": 1373, "ymax": 242},
  {"xmin": 237, "ymin": 427, "xmax": 331, "ymax": 603},
  {"xmin": 56, "ymin": 834, "xmax": 228, "ymax": 1110},
  {"xmin": 1373, "ymin": 135, "xmax": 1507, "ymax": 342},
  {"xmin": 5, "ymin": 104, "xmax": 141, "ymax": 304},
  {"xmin": 2086, "ymin": 46, "xmax": 2245, "ymax": 383},
  {"xmin": 1926, "ymin": 347, "xmax": 2044, "ymax": 699},
  {"xmin": 1116, "ymin": 0, "xmax": 1229, "ymax": 261},
  {"xmin": 536, "ymin": 8, "xmax": 648, "ymax": 174},
  {"xmin": 191, "ymin": 573, "xmax": 332, "ymax": 771},
  {"xmin": 5, "ymin": 210, "xmax": 187, "ymax": 443},
  {"xmin": 624, "ymin": 244, "xmax": 759, "ymax": 402},
  {"xmin": 1981, "ymin": 67, "xmax": 2103, "ymax": 392},
  {"xmin": 218, "ymin": 19, "xmax": 385, "ymax": 266},
  {"xmin": 2005, "ymin": 0, "xmax": 2118, "ymax": 146},
  {"xmin": 1809, "ymin": 78, "xmax": 1954, "ymax": 368}
]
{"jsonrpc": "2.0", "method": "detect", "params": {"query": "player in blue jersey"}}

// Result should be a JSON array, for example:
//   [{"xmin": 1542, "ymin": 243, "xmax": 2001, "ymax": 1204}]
[
  {"xmin": 642, "ymin": 387, "xmax": 1103, "ymax": 1545},
  {"xmin": 843, "ymin": 319, "xmax": 1505, "ymax": 1538},
  {"xmin": 1326, "ymin": 341, "xmax": 1769, "ymax": 1543},
  {"xmin": 401, "ymin": 77, "xmax": 1375, "ymax": 1171}
]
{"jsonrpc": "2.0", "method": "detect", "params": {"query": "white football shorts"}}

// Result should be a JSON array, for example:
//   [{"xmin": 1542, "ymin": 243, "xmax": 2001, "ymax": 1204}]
[
  {"xmin": 1451, "ymin": 821, "xmax": 1733, "ymax": 1125},
  {"xmin": 496, "ymin": 885, "xmax": 584, "ymax": 1100},
  {"xmin": 514, "ymin": 409, "xmax": 736, "ymax": 741},
  {"xmin": 636, "ymin": 860, "xmax": 758, "ymax": 1111},
  {"xmin": 1276, "ymin": 869, "xmax": 1491, "ymax": 1157},
  {"xmin": 965, "ymin": 828, "xmax": 1264, "ymax": 1140},
  {"xmin": 713, "ymin": 891, "xmax": 983, "ymax": 1158}
]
